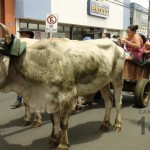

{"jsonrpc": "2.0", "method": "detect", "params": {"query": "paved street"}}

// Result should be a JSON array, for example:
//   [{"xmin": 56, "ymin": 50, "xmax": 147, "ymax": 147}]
[{"xmin": 0, "ymin": 91, "xmax": 150, "ymax": 150}]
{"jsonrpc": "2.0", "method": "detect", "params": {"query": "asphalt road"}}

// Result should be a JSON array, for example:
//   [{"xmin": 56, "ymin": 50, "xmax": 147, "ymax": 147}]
[{"xmin": 0, "ymin": 91, "xmax": 150, "ymax": 150}]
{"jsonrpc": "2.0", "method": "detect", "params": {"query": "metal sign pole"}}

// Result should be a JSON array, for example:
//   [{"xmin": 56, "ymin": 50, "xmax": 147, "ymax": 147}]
[{"xmin": 50, "ymin": 32, "xmax": 52, "ymax": 38}]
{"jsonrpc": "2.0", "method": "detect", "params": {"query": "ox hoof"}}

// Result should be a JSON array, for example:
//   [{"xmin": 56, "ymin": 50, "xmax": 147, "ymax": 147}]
[
  {"xmin": 57, "ymin": 144, "xmax": 69, "ymax": 150},
  {"xmin": 76, "ymin": 104, "xmax": 84, "ymax": 110},
  {"xmin": 70, "ymin": 109, "xmax": 76, "ymax": 115},
  {"xmin": 32, "ymin": 121, "xmax": 42, "ymax": 128},
  {"xmin": 113, "ymin": 127, "xmax": 121, "ymax": 132},
  {"xmin": 100, "ymin": 121, "xmax": 110, "ymax": 131},
  {"xmin": 113, "ymin": 122, "xmax": 122, "ymax": 132},
  {"xmin": 48, "ymin": 137, "xmax": 59, "ymax": 148},
  {"xmin": 19, "ymin": 120, "xmax": 31, "ymax": 127}
]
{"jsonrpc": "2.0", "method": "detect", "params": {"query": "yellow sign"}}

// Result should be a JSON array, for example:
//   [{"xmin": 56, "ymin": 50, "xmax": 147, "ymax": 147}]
[{"xmin": 87, "ymin": 0, "xmax": 109, "ymax": 18}]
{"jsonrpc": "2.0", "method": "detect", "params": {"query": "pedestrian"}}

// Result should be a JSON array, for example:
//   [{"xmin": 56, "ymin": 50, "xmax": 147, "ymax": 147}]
[
  {"xmin": 111, "ymin": 35, "xmax": 120, "ymax": 45},
  {"xmin": 102, "ymin": 32, "xmax": 111, "ymax": 39},
  {"xmin": 82, "ymin": 34, "xmax": 92, "ymax": 40},
  {"xmin": 11, "ymin": 28, "xmax": 34, "ymax": 109},
  {"xmin": 119, "ymin": 25, "xmax": 144, "ymax": 62}
]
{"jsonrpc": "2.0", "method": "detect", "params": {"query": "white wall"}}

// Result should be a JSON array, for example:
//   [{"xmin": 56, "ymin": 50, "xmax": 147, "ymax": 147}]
[{"xmin": 50, "ymin": 0, "xmax": 130, "ymax": 30}]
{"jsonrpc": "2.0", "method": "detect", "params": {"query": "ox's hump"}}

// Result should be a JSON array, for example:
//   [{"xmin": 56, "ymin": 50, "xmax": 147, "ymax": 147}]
[
  {"xmin": 20, "ymin": 38, "xmax": 39, "ymax": 47},
  {"xmin": 97, "ymin": 39, "xmax": 115, "ymax": 49}
]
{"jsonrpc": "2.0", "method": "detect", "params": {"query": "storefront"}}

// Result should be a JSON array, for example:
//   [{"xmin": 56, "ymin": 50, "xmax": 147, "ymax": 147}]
[
  {"xmin": 130, "ymin": 3, "xmax": 148, "ymax": 37},
  {"xmin": 18, "ymin": 19, "xmax": 102, "ymax": 40},
  {"xmin": 14, "ymin": 0, "xmax": 130, "ymax": 39}
]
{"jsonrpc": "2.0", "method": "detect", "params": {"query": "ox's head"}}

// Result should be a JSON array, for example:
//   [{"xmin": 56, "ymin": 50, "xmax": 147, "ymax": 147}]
[{"xmin": 0, "ymin": 23, "xmax": 26, "ymax": 56}]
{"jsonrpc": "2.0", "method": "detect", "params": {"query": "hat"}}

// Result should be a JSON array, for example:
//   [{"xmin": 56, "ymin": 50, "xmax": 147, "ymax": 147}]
[{"xmin": 18, "ymin": 28, "xmax": 34, "ymax": 38}]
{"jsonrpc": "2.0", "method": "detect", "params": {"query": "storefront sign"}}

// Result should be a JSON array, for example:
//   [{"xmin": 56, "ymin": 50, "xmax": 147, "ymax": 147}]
[
  {"xmin": 87, "ymin": 0, "xmax": 109, "ymax": 18},
  {"xmin": 45, "ymin": 14, "xmax": 58, "ymax": 32}
]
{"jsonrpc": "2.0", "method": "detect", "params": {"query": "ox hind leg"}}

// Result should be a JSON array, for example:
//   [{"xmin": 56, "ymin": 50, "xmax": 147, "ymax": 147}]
[
  {"xmin": 19, "ymin": 103, "xmax": 42, "ymax": 127},
  {"xmin": 32, "ymin": 111, "xmax": 42, "ymax": 127},
  {"xmin": 57, "ymin": 100, "xmax": 70, "ymax": 150},
  {"xmin": 100, "ymin": 84, "xmax": 113, "ymax": 130},
  {"xmin": 49, "ymin": 111, "xmax": 60, "ymax": 147},
  {"xmin": 20, "ymin": 103, "xmax": 32, "ymax": 126},
  {"xmin": 111, "ymin": 79, "xmax": 123, "ymax": 132}
]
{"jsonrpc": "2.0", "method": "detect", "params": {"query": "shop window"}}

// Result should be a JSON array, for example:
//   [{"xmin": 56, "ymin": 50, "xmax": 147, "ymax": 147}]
[
  {"xmin": 77, "ymin": 28, "xmax": 82, "ymax": 32},
  {"xmin": 86, "ymin": 29, "xmax": 90, "ymax": 32},
  {"xmin": 83, "ymin": 28, "xmax": 90, "ymax": 32},
  {"xmin": 64, "ymin": 26, "xmax": 70, "ymax": 32},
  {"xmin": 58, "ymin": 26, "xmax": 63, "ymax": 32},
  {"xmin": 73, "ymin": 33, "xmax": 82, "ymax": 40},
  {"xmin": 28, "ymin": 23, "xmax": 38, "ymax": 30},
  {"xmin": 39, "ymin": 24, "xmax": 45, "ymax": 30},
  {"xmin": 73, "ymin": 27, "xmax": 77, "ymax": 32},
  {"xmin": 65, "ymin": 33, "xmax": 70, "ymax": 39},
  {"xmin": 20, "ymin": 22, "xmax": 27, "ymax": 28}
]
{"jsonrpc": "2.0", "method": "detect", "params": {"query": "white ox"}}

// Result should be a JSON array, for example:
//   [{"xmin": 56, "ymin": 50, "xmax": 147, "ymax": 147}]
[{"xmin": 0, "ymin": 23, "xmax": 125, "ymax": 150}]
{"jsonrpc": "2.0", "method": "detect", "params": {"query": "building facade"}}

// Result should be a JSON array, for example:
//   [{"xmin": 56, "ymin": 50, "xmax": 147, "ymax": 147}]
[
  {"xmin": 1, "ymin": 0, "xmax": 131, "ymax": 39},
  {"xmin": 0, "ymin": 0, "xmax": 16, "ymax": 37},
  {"xmin": 130, "ymin": 2, "xmax": 148, "ymax": 37}
]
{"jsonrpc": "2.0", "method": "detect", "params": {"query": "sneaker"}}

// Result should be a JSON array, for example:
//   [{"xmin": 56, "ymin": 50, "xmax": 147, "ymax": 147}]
[{"xmin": 11, "ymin": 101, "xmax": 22, "ymax": 109}]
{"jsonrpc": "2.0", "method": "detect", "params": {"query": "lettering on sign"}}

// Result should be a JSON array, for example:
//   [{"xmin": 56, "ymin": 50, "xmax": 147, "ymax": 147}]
[{"xmin": 87, "ymin": 0, "xmax": 109, "ymax": 18}]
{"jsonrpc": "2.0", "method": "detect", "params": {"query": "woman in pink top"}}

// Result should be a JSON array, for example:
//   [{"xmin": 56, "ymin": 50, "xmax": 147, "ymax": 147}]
[{"xmin": 121, "ymin": 25, "xmax": 143, "ymax": 62}]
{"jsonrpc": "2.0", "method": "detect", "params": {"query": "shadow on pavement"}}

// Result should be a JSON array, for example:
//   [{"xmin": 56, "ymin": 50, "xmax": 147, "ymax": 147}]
[
  {"xmin": 0, "ymin": 112, "xmax": 50, "ymax": 128},
  {"xmin": 69, "ymin": 121, "xmax": 114, "ymax": 145},
  {"xmin": 0, "ymin": 120, "xmax": 114, "ymax": 150}
]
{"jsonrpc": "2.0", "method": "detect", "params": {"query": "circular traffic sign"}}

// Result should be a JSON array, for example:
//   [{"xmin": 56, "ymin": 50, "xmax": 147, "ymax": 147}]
[{"xmin": 47, "ymin": 15, "xmax": 57, "ymax": 24}]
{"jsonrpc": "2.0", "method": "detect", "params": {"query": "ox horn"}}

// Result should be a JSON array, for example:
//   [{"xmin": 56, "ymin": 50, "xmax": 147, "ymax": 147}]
[{"xmin": 0, "ymin": 23, "xmax": 12, "ymax": 45}]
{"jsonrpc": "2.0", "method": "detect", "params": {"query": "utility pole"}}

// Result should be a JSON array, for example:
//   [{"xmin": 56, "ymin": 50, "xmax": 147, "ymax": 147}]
[{"xmin": 147, "ymin": 0, "xmax": 150, "ymax": 40}]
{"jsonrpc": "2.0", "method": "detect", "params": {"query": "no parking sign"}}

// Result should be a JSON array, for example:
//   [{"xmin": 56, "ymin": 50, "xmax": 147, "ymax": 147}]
[{"xmin": 45, "ymin": 14, "xmax": 58, "ymax": 32}]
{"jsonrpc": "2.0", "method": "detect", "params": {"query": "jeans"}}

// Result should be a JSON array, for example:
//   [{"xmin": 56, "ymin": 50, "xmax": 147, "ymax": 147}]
[{"xmin": 17, "ymin": 96, "xmax": 22, "ymax": 103}]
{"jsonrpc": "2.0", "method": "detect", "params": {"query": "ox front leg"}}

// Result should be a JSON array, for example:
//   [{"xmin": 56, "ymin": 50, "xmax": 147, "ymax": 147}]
[
  {"xmin": 49, "ymin": 111, "xmax": 60, "ymax": 147},
  {"xmin": 100, "ymin": 85, "xmax": 113, "ymax": 130},
  {"xmin": 32, "ymin": 111, "xmax": 42, "ymax": 128},
  {"xmin": 112, "ymin": 81, "xmax": 123, "ymax": 132},
  {"xmin": 20, "ymin": 103, "xmax": 32, "ymax": 127},
  {"xmin": 57, "ymin": 101, "xmax": 70, "ymax": 150}
]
